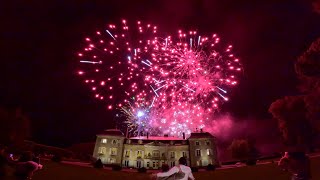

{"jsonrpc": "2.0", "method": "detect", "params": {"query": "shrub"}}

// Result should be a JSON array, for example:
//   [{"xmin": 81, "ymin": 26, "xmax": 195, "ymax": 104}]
[
  {"xmin": 191, "ymin": 167, "xmax": 198, "ymax": 172},
  {"xmin": 246, "ymin": 159, "xmax": 257, "ymax": 166},
  {"xmin": 112, "ymin": 164, "xmax": 122, "ymax": 171},
  {"xmin": 93, "ymin": 159, "xmax": 103, "ymax": 168},
  {"xmin": 51, "ymin": 154, "xmax": 62, "ymax": 162},
  {"xmin": 137, "ymin": 167, "xmax": 147, "ymax": 173},
  {"xmin": 206, "ymin": 164, "xmax": 216, "ymax": 171}
]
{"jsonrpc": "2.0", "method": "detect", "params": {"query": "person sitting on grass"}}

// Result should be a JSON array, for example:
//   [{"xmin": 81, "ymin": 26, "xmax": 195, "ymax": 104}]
[
  {"xmin": 278, "ymin": 151, "xmax": 311, "ymax": 180},
  {"xmin": 152, "ymin": 157, "xmax": 195, "ymax": 180}
]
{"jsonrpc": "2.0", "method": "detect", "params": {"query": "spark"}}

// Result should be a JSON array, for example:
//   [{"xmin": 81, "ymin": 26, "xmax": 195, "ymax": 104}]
[{"xmin": 106, "ymin": 30, "xmax": 116, "ymax": 40}]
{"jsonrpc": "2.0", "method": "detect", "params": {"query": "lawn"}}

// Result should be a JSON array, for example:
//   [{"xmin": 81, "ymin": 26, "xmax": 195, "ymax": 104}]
[{"xmin": 31, "ymin": 157, "xmax": 320, "ymax": 180}]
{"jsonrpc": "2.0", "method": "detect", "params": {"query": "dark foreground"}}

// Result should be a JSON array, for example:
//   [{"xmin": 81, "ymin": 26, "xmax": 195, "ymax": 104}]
[{"xmin": 28, "ymin": 156, "xmax": 319, "ymax": 180}]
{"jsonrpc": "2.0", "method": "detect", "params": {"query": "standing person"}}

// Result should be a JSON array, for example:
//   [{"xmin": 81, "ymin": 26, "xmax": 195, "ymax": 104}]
[
  {"xmin": 152, "ymin": 157, "xmax": 195, "ymax": 180},
  {"xmin": 278, "ymin": 151, "xmax": 311, "ymax": 180}
]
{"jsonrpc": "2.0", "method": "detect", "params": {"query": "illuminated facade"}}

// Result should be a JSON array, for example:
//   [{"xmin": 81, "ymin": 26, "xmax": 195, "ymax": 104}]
[{"xmin": 93, "ymin": 129, "xmax": 218, "ymax": 168}]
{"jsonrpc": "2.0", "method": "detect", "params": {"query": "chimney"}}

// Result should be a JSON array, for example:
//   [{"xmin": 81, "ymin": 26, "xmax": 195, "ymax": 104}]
[
  {"xmin": 200, "ymin": 128, "xmax": 203, "ymax": 133},
  {"xmin": 147, "ymin": 132, "xmax": 149, "ymax": 139},
  {"xmin": 164, "ymin": 134, "xmax": 169, "ymax": 137},
  {"xmin": 182, "ymin": 132, "xmax": 185, "ymax": 140}
]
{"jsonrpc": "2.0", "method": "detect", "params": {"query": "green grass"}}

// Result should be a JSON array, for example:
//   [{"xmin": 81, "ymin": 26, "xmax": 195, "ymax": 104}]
[{"xmin": 32, "ymin": 157, "xmax": 320, "ymax": 180}]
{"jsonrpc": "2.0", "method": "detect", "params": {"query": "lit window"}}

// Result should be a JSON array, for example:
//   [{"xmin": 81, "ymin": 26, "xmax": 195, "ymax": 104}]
[
  {"xmin": 101, "ymin": 139, "xmax": 107, "ymax": 143},
  {"xmin": 196, "ymin": 149, "xmax": 201, "ymax": 157},
  {"xmin": 98, "ymin": 147, "xmax": 106, "ymax": 154},
  {"xmin": 111, "ymin": 148, "xmax": 117, "ymax": 155},
  {"xmin": 137, "ymin": 150, "xmax": 143, "ymax": 158},
  {"xmin": 109, "ymin": 158, "xmax": 115, "ymax": 163},
  {"xmin": 195, "ymin": 141, "xmax": 200, "ymax": 145},
  {"xmin": 207, "ymin": 149, "xmax": 212, "ymax": 155},
  {"xmin": 125, "ymin": 150, "xmax": 130, "ymax": 157}
]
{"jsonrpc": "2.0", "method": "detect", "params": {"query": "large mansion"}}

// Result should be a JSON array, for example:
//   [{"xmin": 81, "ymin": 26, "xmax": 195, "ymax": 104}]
[{"xmin": 93, "ymin": 129, "xmax": 219, "ymax": 169}]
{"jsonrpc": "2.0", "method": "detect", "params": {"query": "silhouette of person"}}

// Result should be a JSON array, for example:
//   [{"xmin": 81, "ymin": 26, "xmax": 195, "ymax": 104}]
[
  {"xmin": 278, "ymin": 151, "xmax": 311, "ymax": 180},
  {"xmin": 152, "ymin": 157, "xmax": 195, "ymax": 180}
]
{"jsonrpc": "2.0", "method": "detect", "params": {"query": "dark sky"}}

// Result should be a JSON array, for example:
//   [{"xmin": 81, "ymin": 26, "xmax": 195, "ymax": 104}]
[{"xmin": 1, "ymin": 0, "xmax": 320, "ymax": 147}]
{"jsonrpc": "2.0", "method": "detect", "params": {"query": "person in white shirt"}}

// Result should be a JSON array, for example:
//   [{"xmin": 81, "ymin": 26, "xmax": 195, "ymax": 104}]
[{"xmin": 153, "ymin": 157, "xmax": 195, "ymax": 180}]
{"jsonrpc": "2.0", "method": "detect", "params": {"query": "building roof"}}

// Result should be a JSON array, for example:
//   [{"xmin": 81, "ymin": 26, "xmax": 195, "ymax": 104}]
[
  {"xmin": 97, "ymin": 129, "xmax": 124, "ymax": 137},
  {"xmin": 188, "ymin": 132, "xmax": 214, "ymax": 139},
  {"xmin": 130, "ymin": 136, "xmax": 184, "ymax": 141}
]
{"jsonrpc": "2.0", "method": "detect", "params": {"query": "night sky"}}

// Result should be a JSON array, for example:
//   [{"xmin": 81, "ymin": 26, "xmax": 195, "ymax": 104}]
[{"xmin": 1, "ymin": 0, "xmax": 320, "ymax": 147}]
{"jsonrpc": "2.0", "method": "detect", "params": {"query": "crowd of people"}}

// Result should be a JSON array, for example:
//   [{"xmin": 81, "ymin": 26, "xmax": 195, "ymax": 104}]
[{"xmin": 0, "ymin": 145, "xmax": 43, "ymax": 179}]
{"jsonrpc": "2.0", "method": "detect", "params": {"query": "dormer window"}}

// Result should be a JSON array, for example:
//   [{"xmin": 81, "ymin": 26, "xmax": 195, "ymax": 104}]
[{"xmin": 195, "ymin": 141, "xmax": 200, "ymax": 146}]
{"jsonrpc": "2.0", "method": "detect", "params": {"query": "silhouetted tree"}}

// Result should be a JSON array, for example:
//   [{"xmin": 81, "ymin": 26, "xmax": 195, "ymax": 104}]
[
  {"xmin": 229, "ymin": 138, "xmax": 258, "ymax": 161},
  {"xmin": 269, "ymin": 38, "xmax": 320, "ymax": 150},
  {"xmin": 269, "ymin": 96, "xmax": 313, "ymax": 147},
  {"xmin": 296, "ymin": 38, "xmax": 320, "ymax": 133}
]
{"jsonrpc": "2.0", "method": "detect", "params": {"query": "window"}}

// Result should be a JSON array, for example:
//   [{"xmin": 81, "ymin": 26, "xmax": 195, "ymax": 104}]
[
  {"xmin": 125, "ymin": 150, "xmax": 130, "ymax": 157},
  {"xmin": 170, "ymin": 161, "xmax": 175, "ymax": 167},
  {"xmin": 147, "ymin": 162, "xmax": 150, "ymax": 167},
  {"xmin": 162, "ymin": 153, "xmax": 166, "ymax": 157},
  {"xmin": 153, "ymin": 150, "xmax": 160, "ymax": 157},
  {"xmin": 101, "ymin": 139, "xmax": 107, "ymax": 143},
  {"xmin": 195, "ymin": 141, "xmax": 200, "ymax": 145},
  {"xmin": 196, "ymin": 149, "xmax": 201, "ymax": 157},
  {"xmin": 112, "ymin": 139, "xmax": 117, "ymax": 144},
  {"xmin": 124, "ymin": 160, "xmax": 129, "ymax": 167},
  {"xmin": 109, "ymin": 158, "xmax": 115, "ymax": 164},
  {"xmin": 170, "ymin": 152, "xmax": 175, "ymax": 158},
  {"xmin": 206, "ymin": 141, "xmax": 210, "ymax": 146},
  {"xmin": 153, "ymin": 161, "xmax": 156, "ymax": 168},
  {"xmin": 182, "ymin": 151, "xmax": 187, "ymax": 157},
  {"xmin": 137, "ymin": 161, "xmax": 141, "ymax": 168},
  {"xmin": 98, "ymin": 147, "xmax": 106, "ymax": 154},
  {"xmin": 137, "ymin": 150, "xmax": 143, "ymax": 158},
  {"xmin": 111, "ymin": 148, "xmax": 117, "ymax": 155},
  {"xmin": 207, "ymin": 149, "xmax": 212, "ymax": 156}
]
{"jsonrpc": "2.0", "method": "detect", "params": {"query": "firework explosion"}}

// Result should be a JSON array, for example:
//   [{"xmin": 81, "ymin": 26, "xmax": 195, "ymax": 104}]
[{"xmin": 77, "ymin": 20, "xmax": 242, "ymax": 137}]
